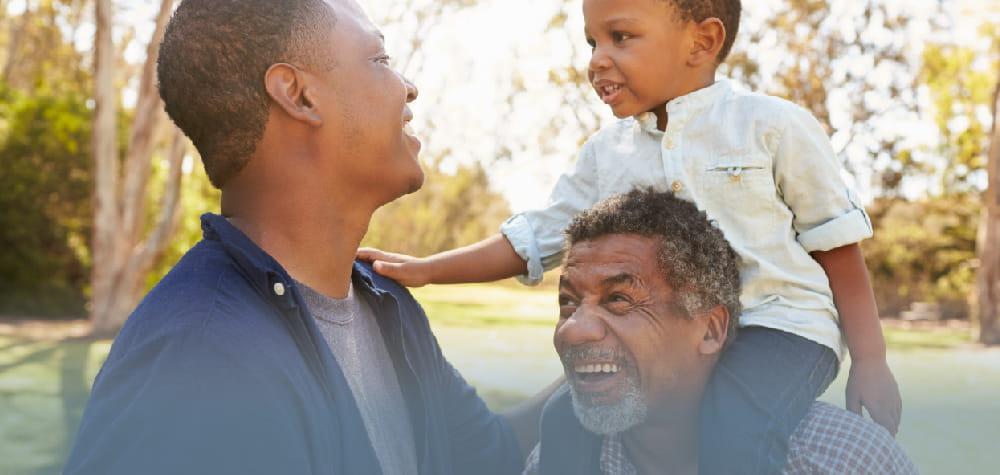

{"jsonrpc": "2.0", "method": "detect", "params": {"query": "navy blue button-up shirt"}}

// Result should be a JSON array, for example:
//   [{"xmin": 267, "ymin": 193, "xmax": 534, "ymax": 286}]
[{"xmin": 65, "ymin": 214, "xmax": 522, "ymax": 474}]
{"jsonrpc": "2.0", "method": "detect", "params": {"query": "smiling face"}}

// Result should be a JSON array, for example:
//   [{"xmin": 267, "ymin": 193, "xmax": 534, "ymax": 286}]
[
  {"xmin": 554, "ymin": 233, "xmax": 714, "ymax": 433},
  {"xmin": 307, "ymin": 0, "xmax": 424, "ymax": 206},
  {"xmin": 583, "ymin": 0, "xmax": 705, "ymax": 127}
]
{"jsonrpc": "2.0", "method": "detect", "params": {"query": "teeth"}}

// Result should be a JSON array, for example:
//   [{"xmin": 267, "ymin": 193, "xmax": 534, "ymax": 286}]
[
  {"xmin": 575, "ymin": 363, "xmax": 620, "ymax": 374},
  {"xmin": 600, "ymin": 84, "xmax": 621, "ymax": 96}
]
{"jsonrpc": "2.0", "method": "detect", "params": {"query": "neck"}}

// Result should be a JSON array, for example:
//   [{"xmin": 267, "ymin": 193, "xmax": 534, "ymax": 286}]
[
  {"xmin": 622, "ymin": 410, "xmax": 700, "ymax": 475},
  {"xmin": 652, "ymin": 73, "xmax": 717, "ymax": 131},
  {"xmin": 221, "ymin": 154, "xmax": 379, "ymax": 299}
]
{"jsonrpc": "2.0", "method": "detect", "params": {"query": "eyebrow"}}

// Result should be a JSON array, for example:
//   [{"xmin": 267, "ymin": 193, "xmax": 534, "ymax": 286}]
[
  {"xmin": 602, "ymin": 273, "xmax": 638, "ymax": 288},
  {"xmin": 584, "ymin": 17, "xmax": 641, "ymax": 36}
]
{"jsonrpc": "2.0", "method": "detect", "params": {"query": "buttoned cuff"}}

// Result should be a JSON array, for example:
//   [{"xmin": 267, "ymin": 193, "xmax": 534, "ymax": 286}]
[
  {"xmin": 797, "ymin": 208, "xmax": 873, "ymax": 252},
  {"xmin": 500, "ymin": 214, "xmax": 545, "ymax": 286}
]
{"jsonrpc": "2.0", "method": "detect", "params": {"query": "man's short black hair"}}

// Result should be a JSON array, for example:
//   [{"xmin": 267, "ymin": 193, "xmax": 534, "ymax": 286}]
[
  {"xmin": 664, "ymin": 0, "xmax": 741, "ymax": 63},
  {"xmin": 565, "ymin": 187, "xmax": 742, "ymax": 346},
  {"xmin": 157, "ymin": 0, "xmax": 337, "ymax": 188}
]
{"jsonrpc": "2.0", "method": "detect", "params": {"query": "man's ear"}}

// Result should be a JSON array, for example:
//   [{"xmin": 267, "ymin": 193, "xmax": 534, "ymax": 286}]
[
  {"xmin": 687, "ymin": 17, "xmax": 725, "ymax": 67},
  {"xmin": 698, "ymin": 304, "xmax": 729, "ymax": 356},
  {"xmin": 264, "ymin": 63, "xmax": 323, "ymax": 127}
]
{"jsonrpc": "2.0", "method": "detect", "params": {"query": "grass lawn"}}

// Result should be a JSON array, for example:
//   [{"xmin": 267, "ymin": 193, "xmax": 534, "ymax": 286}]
[{"xmin": 2, "ymin": 281, "xmax": 998, "ymax": 474}]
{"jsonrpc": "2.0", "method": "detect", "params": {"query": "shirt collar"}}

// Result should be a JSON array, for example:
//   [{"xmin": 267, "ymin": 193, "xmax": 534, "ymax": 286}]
[
  {"xmin": 600, "ymin": 433, "xmax": 637, "ymax": 475},
  {"xmin": 635, "ymin": 79, "xmax": 732, "ymax": 133},
  {"xmin": 200, "ymin": 213, "xmax": 382, "ymax": 305}
]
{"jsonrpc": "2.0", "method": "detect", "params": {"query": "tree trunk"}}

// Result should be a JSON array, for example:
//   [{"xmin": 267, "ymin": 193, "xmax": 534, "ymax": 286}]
[
  {"xmin": 90, "ymin": 0, "xmax": 121, "ymax": 336},
  {"xmin": 977, "ymin": 71, "xmax": 1000, "ymax": 346},
  {"xmin": 90, "ymin": 0, "xmax": 181, "ymax": 337}
]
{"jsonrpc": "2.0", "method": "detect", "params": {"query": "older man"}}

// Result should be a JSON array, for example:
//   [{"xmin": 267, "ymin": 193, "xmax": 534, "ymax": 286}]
[
  {"xmin": 524, "ymin": 188, "xmax": 916, "ymax": 475},
  {"xmin": 64, "ymin": 0, "xmax": 547, "ymax": 473}
]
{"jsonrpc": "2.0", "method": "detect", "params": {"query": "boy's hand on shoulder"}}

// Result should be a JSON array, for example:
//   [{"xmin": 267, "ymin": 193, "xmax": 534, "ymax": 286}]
[
  {"xmin": 356, "ymin": 248, "xmax": 432, "ymax": 287},
  {"xmin": 845, "ymin": 358, "xmax": 902, "ymax": 436}
]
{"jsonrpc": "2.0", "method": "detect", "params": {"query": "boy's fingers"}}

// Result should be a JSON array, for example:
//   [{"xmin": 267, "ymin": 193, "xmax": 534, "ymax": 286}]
[
  {"xmin": 373, "ymin": 260, "xmax": 400, "ymax": 276},
  {"xmin": 871, "ymin": 406, "xmax": 899, "ymax": 436},
  {"xmin": 845, "ymin": 392, "xmax": 862, "ymax": 415},
  {"xmin": 867, "ymin": 399, "xmax": 901, "ymax": 436},
  {"xmin": 356, "ymin": 247, "xmax": 384, "ymax": 262}
]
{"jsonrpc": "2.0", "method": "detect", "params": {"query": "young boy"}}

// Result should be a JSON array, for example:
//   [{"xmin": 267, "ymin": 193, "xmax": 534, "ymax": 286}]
[{"xmin": 359, "ymin": 0, "xmax": 902, "ymax": 472}]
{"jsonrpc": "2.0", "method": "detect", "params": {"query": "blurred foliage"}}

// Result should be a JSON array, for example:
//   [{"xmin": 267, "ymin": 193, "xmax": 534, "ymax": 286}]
[
  {"xmin": 863, "ymin": 194, "xmax": 980, "ymax": 319},
  {"xmin": 0, "ymin": 0, "xmax": 996, "ymax": 324},
  {"xmin": 363, "ymin": 159, "xmax": 511, "ymax": 255},
  {"xmin": 0, "ymin": 82, "xmax": 93, "ymax": 316},
  {"xmin": 144, "ymin": 154, "xmax": 220, "ymax": 291},
  {"xmin": 0, "ymin": 0, "xmax": 91, "ymax": 96},
  {"xmin": 921, "ymin": 36, "xmax": 999, "ymax": 194},
  {"xmin": 724, "ymin": 0, "xmax": 936, "ymax": 196}
]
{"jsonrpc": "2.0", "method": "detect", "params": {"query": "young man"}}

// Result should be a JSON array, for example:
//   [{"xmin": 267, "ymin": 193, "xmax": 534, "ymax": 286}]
[{"xmin": 64, "ymin": 1, "xmax": 547, "ymax": 473}]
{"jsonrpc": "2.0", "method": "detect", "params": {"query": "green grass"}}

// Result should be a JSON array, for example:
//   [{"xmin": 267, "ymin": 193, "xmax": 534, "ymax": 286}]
[
  {"xmin": 2, "ymin": 281, "xmax": 998, "ymax": 474},
  {"xmin": 883, "ymin": 325, "xmax": 974, "ymax": 350},
  {"xmin": 0, "ymin": 337, "xmax": 110, "ymax": 475}
]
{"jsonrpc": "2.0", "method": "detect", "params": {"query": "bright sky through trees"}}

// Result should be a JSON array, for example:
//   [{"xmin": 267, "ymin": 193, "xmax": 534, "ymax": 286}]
[{"xmin": 27, "ymin": 0, "xmax": 997, "ymax": 211}]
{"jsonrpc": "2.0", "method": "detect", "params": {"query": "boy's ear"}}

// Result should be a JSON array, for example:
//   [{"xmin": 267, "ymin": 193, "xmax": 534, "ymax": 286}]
[
  {"xmin": 687, "ymin": 17, "xmax": 726, "ymax": 67},
  {"xmin": 697, "ymin": 304, "xmax": 729, "ymax": 356},
  {"xmin": 264, "ymin": 63, "xmax": 323, "ymax": 127}
]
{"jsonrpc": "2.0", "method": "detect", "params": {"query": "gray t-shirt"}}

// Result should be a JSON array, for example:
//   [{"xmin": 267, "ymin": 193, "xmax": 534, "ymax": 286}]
[{"xmin": 296, "ymin": 281, "xmax": 418, "ymax": 474}]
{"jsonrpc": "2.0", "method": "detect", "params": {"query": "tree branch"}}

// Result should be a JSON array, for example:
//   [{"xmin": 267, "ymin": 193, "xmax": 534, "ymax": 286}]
[{"xmin": 121, "ymin": 0, "xmax": 174, "ymax": 244}]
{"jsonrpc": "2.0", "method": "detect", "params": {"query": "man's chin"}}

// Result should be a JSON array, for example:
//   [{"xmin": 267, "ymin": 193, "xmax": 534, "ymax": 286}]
[{"xmin": 569, "ymin": 383, "xmax": 647, "ymax": 435}]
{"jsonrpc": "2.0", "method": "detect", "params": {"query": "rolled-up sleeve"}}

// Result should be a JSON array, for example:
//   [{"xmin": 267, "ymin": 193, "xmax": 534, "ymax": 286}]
[
  {"xmin": 501, "ymin": 141, "xmax": 600, "ymax": 285},
  {"xmin": 774, "ymin": 104, "xmax": 873, "ymax": 253}
]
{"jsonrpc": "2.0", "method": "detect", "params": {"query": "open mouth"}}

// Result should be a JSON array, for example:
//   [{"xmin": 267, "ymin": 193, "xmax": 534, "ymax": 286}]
[
  {"xmin": 572, "ymin": 361, "xmax": 624, "ymax": 392},
  {"xmin": 594, "ymin": 81, "xmax": 624, "ymax": 104}
]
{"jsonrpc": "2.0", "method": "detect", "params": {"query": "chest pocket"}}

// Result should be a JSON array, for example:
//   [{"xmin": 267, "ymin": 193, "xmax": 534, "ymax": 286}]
[{"xmin": 697, "ymin": 153, "xmax": 779, "ymax": 241}]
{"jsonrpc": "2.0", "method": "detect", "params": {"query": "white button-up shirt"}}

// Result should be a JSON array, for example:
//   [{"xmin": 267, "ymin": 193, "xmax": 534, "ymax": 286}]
[{"xmin": 501, "ymin": 80, "xmax": 872, "ymax": 358}]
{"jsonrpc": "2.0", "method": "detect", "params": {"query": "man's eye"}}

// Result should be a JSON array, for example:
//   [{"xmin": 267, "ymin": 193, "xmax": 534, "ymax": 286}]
[
  {"xmin": 605, "ymin": 293, "xmax": 633, "ymax": 312},
  {"xmin": 373, "ymin": 54, "xmax": 392, "ymax": 65}
]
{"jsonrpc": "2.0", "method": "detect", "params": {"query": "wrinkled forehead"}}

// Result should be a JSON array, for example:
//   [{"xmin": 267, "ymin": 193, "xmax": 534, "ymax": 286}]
[{"xmin": 562, "ymin": 234, "xmax": 663, "ymax": 284}]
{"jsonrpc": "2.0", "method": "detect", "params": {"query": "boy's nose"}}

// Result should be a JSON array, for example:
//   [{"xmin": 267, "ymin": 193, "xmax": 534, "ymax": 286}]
[{"xmin": 589, "ymin": 47, "xmax": 612, "ymax": 71}]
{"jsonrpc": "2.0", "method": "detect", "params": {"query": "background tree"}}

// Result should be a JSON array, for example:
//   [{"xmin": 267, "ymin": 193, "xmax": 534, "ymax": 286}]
[
  {"xmin": 0, "ymin": 0, "xmax": 96, "ymax": 317},
  {"xmin": 89, "ymin": 0, "xmax": 187, "ymax": 335},
  {"xmin": 977, "ymin": 63, "xmax": 1000, "ymax": 344},
  {"xmin": 0, "ymin": 85, "xmax": 93, "ymax": 316}
]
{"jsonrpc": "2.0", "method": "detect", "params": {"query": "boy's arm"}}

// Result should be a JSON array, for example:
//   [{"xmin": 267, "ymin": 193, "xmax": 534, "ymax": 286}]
[
  {"xmin": 357, "ymin": 234, "xmax": 528, "ymax": 287},
  {"xmin": 811, "ymin": 243, "xmax": 902, "ymax": 435}
]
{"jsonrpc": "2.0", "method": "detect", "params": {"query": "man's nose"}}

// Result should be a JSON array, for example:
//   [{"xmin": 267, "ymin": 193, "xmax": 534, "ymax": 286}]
[
  {"xmin": 403, "ymin": 76, "xmax": 418, "ymax": 102},
  {"xmin": 556, "ymin": 304, "xmax": 607, "ymax": 346}
]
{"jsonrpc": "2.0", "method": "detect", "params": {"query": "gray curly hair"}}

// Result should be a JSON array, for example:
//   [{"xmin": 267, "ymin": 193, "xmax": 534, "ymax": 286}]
[{"xmin": 564, "ymin": 187, "xmax": 742, "ymax": 346}]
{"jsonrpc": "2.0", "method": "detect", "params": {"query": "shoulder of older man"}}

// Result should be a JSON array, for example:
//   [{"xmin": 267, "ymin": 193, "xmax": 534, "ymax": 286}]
[{"xmin": 784, "ymin": 401, "xmax": 919, "ymax": 475}]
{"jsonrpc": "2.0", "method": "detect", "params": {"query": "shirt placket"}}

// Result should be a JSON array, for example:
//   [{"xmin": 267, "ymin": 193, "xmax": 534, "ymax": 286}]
[{"xmin": 660, "ymin": 115, "xmax": 687, "ymax": 198}]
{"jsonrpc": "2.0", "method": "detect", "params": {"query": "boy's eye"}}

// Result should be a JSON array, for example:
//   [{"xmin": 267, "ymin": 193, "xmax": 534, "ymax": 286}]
[
  {"xmin": 612, "ymin": 32, "xmax": 632, "ymax": 43},
  {"xmin": 585, "ymin": 37, "xmax": 596, "ymax": 49}
]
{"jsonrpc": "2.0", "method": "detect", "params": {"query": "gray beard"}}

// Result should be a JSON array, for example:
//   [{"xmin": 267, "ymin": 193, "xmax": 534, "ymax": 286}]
[{"xmin": 568, "ymin": 375, "xmax": 648, "ymax": 435}]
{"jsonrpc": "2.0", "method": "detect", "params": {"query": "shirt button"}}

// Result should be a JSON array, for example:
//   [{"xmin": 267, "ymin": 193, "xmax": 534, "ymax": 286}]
[
  {"xmin": 664, "ymin": 138, "xmax": 675, "ymax": 149},
  {"xmin": 273, "ymin": 282, "xmax": 286, "ymax": 296},
  {"xmin": 671, "ymin": 181, "xmax": 683, "ymax": 192}
]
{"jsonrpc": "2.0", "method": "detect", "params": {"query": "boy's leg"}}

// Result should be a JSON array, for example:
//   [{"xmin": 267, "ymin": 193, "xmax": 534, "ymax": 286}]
[{"xmin": 698, "ymin": 326, "xmax": 838, "ymax": 475}]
